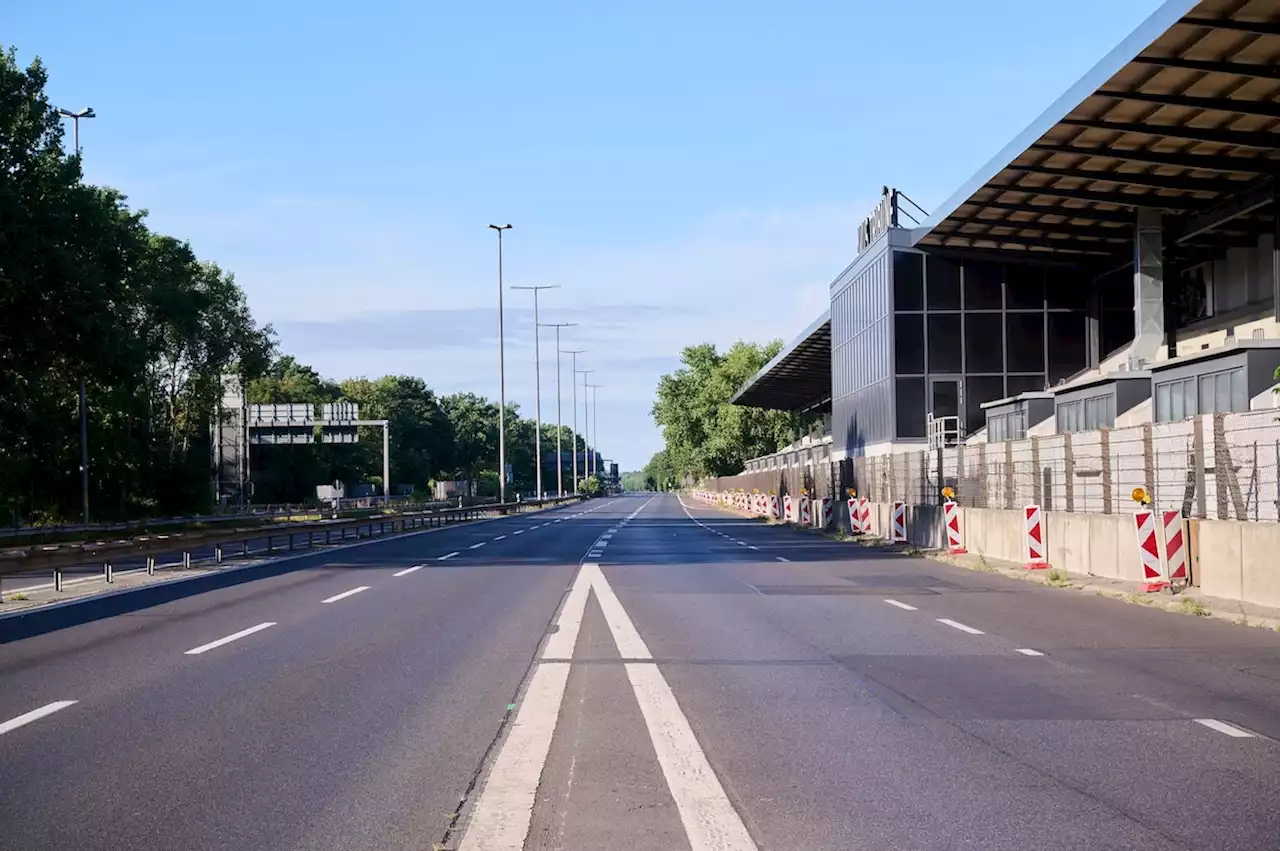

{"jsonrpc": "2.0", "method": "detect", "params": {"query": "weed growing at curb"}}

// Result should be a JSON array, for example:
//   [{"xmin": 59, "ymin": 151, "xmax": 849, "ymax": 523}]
[
  {"xmin": 1045, "ymin": 569, "xmax": 1073, "ymax": 588},
  {"xmin": 1176, "ymin": 597, "xmax": 1210, "ymax": 617}
]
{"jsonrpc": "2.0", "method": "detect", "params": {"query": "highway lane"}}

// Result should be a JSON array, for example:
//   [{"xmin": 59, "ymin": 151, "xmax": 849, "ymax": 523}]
[
  {"xmin": 0, "ymin": 498, "xmax": 616, "ymax": 851},
  {"xmin": 4, "ymin": 492, "xmax": 1279, "ymax": 850}
]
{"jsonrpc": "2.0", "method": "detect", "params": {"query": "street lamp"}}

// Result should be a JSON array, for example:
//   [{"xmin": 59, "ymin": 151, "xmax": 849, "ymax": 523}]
[
  {"xmin": 488, "ymin": 224, "xmax": 512, "ymax": 502},
  {"xmin": 587, "ymin": 383, "xmax": 603, "ymax": 479},
  {"xmin": 57, "ymin": 105, "xmax": 96, "ymax": 524},
  {"xmin": 539, "ymin": 322, "xmax": 576, "ymax": 496},
  {"xmin": 561, "ymin": 349, "xmax": 585, "ymax": 493},
  {"xmin": 577, "ymin": 369, "xmax": 594, "ymax": 484},
  {"xmin": 511, "ymin": 284, "xmax": 559, "ymax": 499}
]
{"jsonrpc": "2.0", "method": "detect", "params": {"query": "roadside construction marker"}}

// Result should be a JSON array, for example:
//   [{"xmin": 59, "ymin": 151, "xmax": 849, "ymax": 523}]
[
  {"xmin": 1135, "ymin": 509, "xmax": 1169, "ymax": 592},
  {"xmin": 799, "ymin": 496, "xmax": 811, "ymax": 526},
  {"xmin": 890, "ymin": 501, "xmax": 907, "ymax": 543},
  {"xmin": 1023, "ymin": 504, "xmax": 1049, "ymax": 569},
  {"xmin": 943, "ymin": 501, "xmax": 966, "ymax": 554},
  {"xmin": 847, "ymin": 495, "xmax": 861, "ymax": 533},
  {"xmin": 1162, "ymin": 510, "xmax": 1188, "ymax": 585},
  {"xmin": 783, "ymin": 495, "xmax": 795, "ymax": 523}
]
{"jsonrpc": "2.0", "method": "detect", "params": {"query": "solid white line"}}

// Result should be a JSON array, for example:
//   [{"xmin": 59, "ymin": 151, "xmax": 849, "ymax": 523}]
[
  {"xmin": 1015, "ymin": 648, "xmax": 1045, "ymax": 656},
  {"xmin": 469, "ymin": 542, "xmax": 487, "ymax": 549},
  {"xmin": 776, "ymin": 556, "xmax": 790, "ymax": 563},
  {"xmin": 184, "ymin": 622, "xmax": 276, "ymax": 654},
  {"xmin": 322, "ymin": 586, "xmax": 370, "ymax": 604},
  {"xmin": 590, "ymin": 564, "xmax": 651, "ymax": 660},
  {"xmin": 457, "ymin": 662, "xmax": 572, "ymax": 851},
  {"xmin": 884, "ymin": 599, "xmax": 918, "ymax": 611},
  {"xmin": 439, "ymin": 551, "xmax": 460, "ymax": 560},
  {"xmin": 1195, "ymin": 718, "xmax": 1255, "ymax": 738},
  {"xmin": 937, "ymin": 618, "xmax": 984, "ymax": 635},
  {"xmin": 542, "ymin": 564, "xmax": 597, "ymax": 659},
  {"xmin": 393, "ymin": 565, "xmax": 425, "ymax": 577},
  {"xmin": 0, "ymin": 701, "xmax": 78, "ymax": 736},
  {"xmin": 494, "ymin": 535, "xmax": 507, "ymax": 541}
]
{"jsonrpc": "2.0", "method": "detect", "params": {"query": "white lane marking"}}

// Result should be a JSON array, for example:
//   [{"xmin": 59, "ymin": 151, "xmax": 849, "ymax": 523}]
[
  {"xmin": 776, "ymin": 556, "xmax": 790, "ymax": 563},
  {"xmin": 608, "ymin": 528, "xmax": 619, "ymax": 533},
  {"xmin": 1195, "ymin": 718, "xmax": 1256, "ymax": 738},
  {"xmin": 601, "ymin": 534, "xmax": 613, "ymax": 540},
  {"xmin": 937, "ymin": 618, "xmax": 984, "ymax": 635},
  {"xmin": 748, "ymin": 545, "xmax": 759, "ymax": 551},
  {"xmin": 1015, "ymin": 648, "xmax": 1045, "ymax": 656},
  {"xmin": 0, "ymin": 701, "xmax": 79, "ymax": 736},
  {"xmin": 470, "ymin": 542, "xmax": 487, "ymax": 549},
  {"xmin": 184, "ymin": 622, "xmax": 277, "ymax": 655},
  {"xmin": 884, "ymin": 599, "xmax": 918, "ymax": 611},
  {"xmin": 439, "ymin": 551, "xmax": 460, "ymax": 560},
  {"xmin": 457, "ymin": 662, "xmax": 572, "ymax": 851},
  {"xmin": 322, "ymin": 586, "xmax": 371, "ymax": 604},
  {"xmin": 393, "ymin": 565, "xmax": 425, "ymax": 577},
  {"xmin": 542, "ymin": 563, "xmax": 597, "ymax": 659},
  {"xmin": 513, "ymin": 530, "xmax": 525, "ymax": 535},
  {"xmin": 494, "ymin": 535, "xmax": 507, "ymax": 541},
  {"xmin": 589, "ymin": 565, "xmax": 651, "ymax": 660}
]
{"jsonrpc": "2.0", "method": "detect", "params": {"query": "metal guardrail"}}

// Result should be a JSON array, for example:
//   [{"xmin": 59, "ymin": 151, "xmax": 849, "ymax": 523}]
[{"xmin": 0, "ymin": 495, "xmax": 584, "ymax": 590}]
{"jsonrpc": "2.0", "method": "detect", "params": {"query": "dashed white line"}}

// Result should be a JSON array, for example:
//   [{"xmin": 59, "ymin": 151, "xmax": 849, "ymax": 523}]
[
  {"xmin": 1015, "ymin": 648, "xmax": 1045, "ymax": 656},
  {"xmin": 469, "ymin": 542, "xmax": 487, "ymax": 549},
  {"xmin": 184, "ymin": 622, "xmax": 277, "ymax": 655},
  {"xmin": 884, "ymin": 599, "xmax": 918, "ymax": 611},
  {"xmin": 322, "ymin": 586, "xmax": 370, "ymax": 604},
  {"xmin": 748, "ymin": 545, "xmax": 759, "ymax": 550},
  {"xmin": 776, "ymin": 556, "xmax": 790, "ymax": 563},
  {"xmin": 393, "ymin": 565, "xmax": 425, "ymax": 577},
  {"xmin": 493, "ymin": 535, "xmax": 507, "ymax": 541},
  {"xmin": 439, "ymin": 551, "xmax": 460, "ymax": 560},
  {"xmin": 0, "ymin": 701, "xmax": 78, "ymax": 736},
  {"xmin": 1195, "ymin": 718, "xmax": 1255, "ymax": 738},
  {"xmin": 513, "ymin": 530, "xmax": 525, "ymax": 536},
  {"xmin": 937, "ymin": 618, "xmax": 984, "ymax": 635}
]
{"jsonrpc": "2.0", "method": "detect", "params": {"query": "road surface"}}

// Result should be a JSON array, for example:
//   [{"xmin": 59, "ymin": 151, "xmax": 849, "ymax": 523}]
[{"xmin": 1, "ymin": 494, "xmax": 1278, "ymax": 850}]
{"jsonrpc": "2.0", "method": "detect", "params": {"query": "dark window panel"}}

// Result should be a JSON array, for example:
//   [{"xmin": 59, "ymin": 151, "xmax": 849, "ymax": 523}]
[
  {"xmin": 894, "ymin": 313, "xmax": 925, "ymax": 375},
  {"xmin": 1096, "ymin": 267, "xmax": 1132, "ymax": 309},
  {"xmin": 1005, "ymin": 264, "xmax": 1045, "ymax": 309},
  {"xmin": 964, "ymin": 376, "xmax": 1006, "ymax": 436},
  {"xmin": 926, "ymin": 255, "xmax": 962, "ymax": 310},
  {"xmin": 1047, "ymin": 312, "xmax": 1088, "ymax": 385},
  {"xmin": 1046, "ymin": 266, "xmax": 1091, "ymax": 309},
  {"xmin": 1100, "ymin": 306, "xmax": 1134, "ymax": 359},
  {"xmin": 964, "ymin": 260, "xmax": 1003, "ymax": 309},
  {"xmin": 1006, "ymin": 375, "xmax": 1045, "ymax": 397},
  {"xmin": 1006, "ymin": 312, "xmax": 1045, "ymax": 373},
  {"xmin": 896, "ymin": 377, "xmax": 927, "ymax": 438},
  {"xmin": 927, "ymin": 314, "xmax": 962, "ymax": 374},
  {"xmin": 893, "ymin": 252, "xmax": 924, "ymax": 311},
  {"xmin": 964, "ymin": 314, "xmax": 1004, "ymax": 373}
]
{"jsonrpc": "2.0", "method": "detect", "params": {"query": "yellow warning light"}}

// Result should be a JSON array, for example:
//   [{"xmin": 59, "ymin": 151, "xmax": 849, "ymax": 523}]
[{"xmin": 1131, "ymin": 487, "xmax": 1150, "ymax": 505}]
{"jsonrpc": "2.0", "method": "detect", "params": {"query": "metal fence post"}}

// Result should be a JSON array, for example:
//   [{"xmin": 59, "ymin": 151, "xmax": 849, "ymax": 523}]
[
  {"xmin": 1100, "ymin": 429, "xmax": 1113, "ymax": 514},
  {"xmin": 104, "ymin": 562, "xmax": 113, "ymax": 583},
  {"xmin": 147, "ymin": 555, "xmax": 156, "ymax": 575}
]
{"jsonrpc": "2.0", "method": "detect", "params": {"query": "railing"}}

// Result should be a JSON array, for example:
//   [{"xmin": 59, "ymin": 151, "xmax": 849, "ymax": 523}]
[
  {"xmin": 0, "ymin": 495, "xmax": 584, "ymax": 590},
  {"xmin": 926, "ymin": 414, "xmax": 963, "ymax": 450}
]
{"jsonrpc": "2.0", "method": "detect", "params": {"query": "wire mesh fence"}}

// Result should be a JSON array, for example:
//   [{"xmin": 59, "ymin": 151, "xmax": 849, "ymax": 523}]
[{"xmin": 698, "ymin": 408, "xmax": 1280, "ymax": 522}]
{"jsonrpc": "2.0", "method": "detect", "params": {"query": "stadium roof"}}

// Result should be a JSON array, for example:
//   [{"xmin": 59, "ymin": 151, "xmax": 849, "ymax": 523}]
[
  {"xmin": 913, "ymin": 0, "xmax": 1280, "ymax": 261},
  {"xmin": 730, "ymin": 311, "xmax": 831, "ymax": 412}
]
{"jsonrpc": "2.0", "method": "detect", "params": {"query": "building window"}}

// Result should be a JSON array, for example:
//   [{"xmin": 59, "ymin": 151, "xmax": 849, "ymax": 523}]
[
  {"xmin": 1153, "ymin": 370, "xmax": 1246, "ymax": 422},
  {"xmin": 1057, "ymin": 394, "xmax": 1115, "ymax": 433},
  {"xmin": 1154, "ymin": 377, "xmax": 1196, "ymax": 422}
]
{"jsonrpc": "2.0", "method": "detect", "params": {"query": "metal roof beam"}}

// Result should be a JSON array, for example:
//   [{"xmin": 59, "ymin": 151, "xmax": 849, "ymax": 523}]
[
  {"xmin": 1059, "ymin": 117, "xmax": 1280, "ymax": 150},
  {"xmin": 1132, "ymin": 55, "xmax": 1280, "ymax": 81},
  {"xmin": 992, "ymin": 182, "xmax": 1194, "ymax": 210},
  {"xmin": 935, "ymin": 232, "xmax": 1124, "ymax": 255},
  {"xmin": 1007, "ymin": 163, "xmax": 1236, "ymax": 193},
  {"xmin": 1029, "ymin": 141, "xmax": 1274, "ymax": 174},
  {"xmin": 948, "ymin": 221, "xmax": 1132, "ymax": 242},
  {"xmin": 1096, "ymin": 88, "xmax": 1280, "ymax": 121},
  {"xmin": 955, "ymin": 198, "xmax": 1141, "ymax": 224},
  {"xmin": 1178, "ymin": 177, "xmax": 1275, "ymax": 242},
  {"xmin": 1179, "ymin": 16, "xmax": 1280, "ymax": 37}
]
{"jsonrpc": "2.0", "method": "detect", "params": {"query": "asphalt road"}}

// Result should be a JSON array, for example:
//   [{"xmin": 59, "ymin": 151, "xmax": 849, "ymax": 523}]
[{"xmin": 1, "ymin": 493, "xmax": 1278, "ymax": 850}]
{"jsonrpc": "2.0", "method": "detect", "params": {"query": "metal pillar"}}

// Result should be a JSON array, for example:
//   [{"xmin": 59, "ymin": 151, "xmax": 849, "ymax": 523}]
[{"xmin": 1131, "ymin": 208, "xmax": 1165, "ymax": 367}]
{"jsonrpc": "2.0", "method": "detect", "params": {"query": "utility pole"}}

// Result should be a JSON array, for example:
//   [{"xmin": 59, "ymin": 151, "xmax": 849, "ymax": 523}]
[
  {"xmin": 577, "ymin": 369, "xmax": 594, "ymax": 483},
  {"xmin": 539, "ymin": 322, "xmax": 576, "ymax": 496},
  {"xmin": 511, "ymin": 284, "xmax": 558, "ymax": 498},
  {"xmin": 587, "ymin": 383, "xmax": 603, "ymax": 479},
  {"xmin": 562, "ymin": 350, "xmax": 585, "ymax": 493},
  {"xmin": 58, "ymin": 106, "xmax": 96, "ymax": 524},
  {"xmin": 487, "ymin": 224, "xmax": 512, "ymax": 502}
]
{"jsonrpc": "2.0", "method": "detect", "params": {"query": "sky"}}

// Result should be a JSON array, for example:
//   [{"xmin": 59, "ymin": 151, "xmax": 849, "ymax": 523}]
[{"xmin": 8, "ymin": 0, "xmax": 1169, "ymax": 470}]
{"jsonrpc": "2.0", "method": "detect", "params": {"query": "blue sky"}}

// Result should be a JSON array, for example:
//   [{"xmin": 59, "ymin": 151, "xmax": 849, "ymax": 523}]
[{"xmin": 9, "ymin": 0, "xmax": 1166, "ymax": 470}]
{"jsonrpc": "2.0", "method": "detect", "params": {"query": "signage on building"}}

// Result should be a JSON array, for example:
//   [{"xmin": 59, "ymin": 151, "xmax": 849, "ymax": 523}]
[{"xmin": 857, "ymin": 186, "xmax": 899, "ymax": 254}]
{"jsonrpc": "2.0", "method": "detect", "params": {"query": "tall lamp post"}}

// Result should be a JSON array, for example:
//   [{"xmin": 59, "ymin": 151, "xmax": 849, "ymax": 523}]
[
  {"xmin": 577, "ymin": 369, "xmax": 594, "ymax": 482},
  {"xmin": 561, "ymin": 349, "xmax": 585, "ymax": 493},
  {"xmin": 539, "ymin": 322, "xmax": 576, "ymax": 496},
  {"xmin": 511, "ymin": 284, "xmax": 559, "ymax": 498},
  {"xmin": 58, "ymin": 106, "xmax": 96, "ymax": 525},
  {"xmin": 487, "ymin": 224, "xmax": 512, "ymax": 503},
  {"xmin": 587, "ymin": 383, "xmax": 603, "ymax": 480}
]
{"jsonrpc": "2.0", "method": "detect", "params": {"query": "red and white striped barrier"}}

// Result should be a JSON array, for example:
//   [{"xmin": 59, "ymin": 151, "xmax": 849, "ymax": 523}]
[
  {"xmin": 1162, "ymin": 510, "xmax": 1188, "ymax": 585},
  {"xmin": 799, "ymin": 497, "xmax": 811, "ymax": 526},
  {"xmin": 769, "ymin": 494, "xmax": 780, "ymax": 518},
  {"xmin": 783, "ymin": 495, "xmax": 795, "ymax": 523},
  {"xmin": 858, "ymin": 498, "xmax": 871, "ymax": 535},
  {"xmin": 944, "ymin": 501, "xmax": 966, "ymax": 554},
  {"xmin": 890, "ymin": 501, "xmax": 907, "ymax": 543},
  {"xmin": 847, "ymin": 497, "xmax": 860, "ymax": 533},
  {"xmin": 817, "ymin": 499, "xmax": 834, "ymax": 529},
  {"xmin": 1023, "ymin": 504, "xmax": 1049, "ymax": 569},
  {"xmin": 1134, "ymin": 509, "xmax": 1166, "ymax": 591}
]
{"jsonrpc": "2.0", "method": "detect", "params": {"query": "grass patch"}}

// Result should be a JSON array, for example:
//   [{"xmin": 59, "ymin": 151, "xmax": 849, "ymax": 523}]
[
  {"xmin": 1176, "ymin": 597, "xmax": 1210, "ymax": 617},
  {"xmin": 1045, "ymin": 569, "xmax": 1073, "ymax": 588},
  {"xmin": 903, "ymin": 547, "xmax": 925, "ymax": 556},
  {"xmin": 974, "ymin": 555, "xmax": 997, "ymax": 573},
  {"xmin": 7, "ymin": 592, "xmax": 29, "ymax": 601},
  {"xmin": 1235, "ymin": 614, "xmax": 1250, "ymax": 627},
  {"xmin": 1124, "ymin": 592, "xmax": 1156, "ymax": 606}
]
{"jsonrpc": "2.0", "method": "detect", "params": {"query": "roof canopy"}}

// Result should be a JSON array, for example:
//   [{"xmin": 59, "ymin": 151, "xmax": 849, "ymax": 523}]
[
  {"xmin": 731, "ymin": 311, "xmax": 831, "ymax": 412},
  {"xmin": 914, "ymin": 0, "xmax": 1280, "ymax": 262}
]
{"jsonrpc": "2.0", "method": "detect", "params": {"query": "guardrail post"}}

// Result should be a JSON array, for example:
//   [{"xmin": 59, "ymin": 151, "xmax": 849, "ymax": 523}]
[
  {"xmin": 267, "ymin": 535, "xmax": 274, "ymax": 553},
  {"xmin": 326, "ymin": 529, "xmax": 332, "ymax": 545},
  {"xmin": 54, "ymin": 567, "xmax": 63, "ymax": 592},
  {"xmin": 147, "ymin": 556, "xmax": 156, "ymax": 575},
  {"xmin": 183, "ymin": 551, "xmax": 192, "ymax": 569},
  {"xmin": 289, "ymin": 533, "xmax": 295, "ymax": 551},
  {"xmin": 215, "ymin": 546, "xmax": 223, "ymax": 564},
  {"xmin": 104, "ymin": 562, "xmax": 113, "ymax": 583},
  {"xmin": 241, "ymin": 540, "xmax": 249, "ymax": 557}
]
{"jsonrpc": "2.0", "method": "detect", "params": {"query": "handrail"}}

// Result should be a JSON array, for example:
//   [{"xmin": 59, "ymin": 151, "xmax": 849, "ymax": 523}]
[{"xmin": 0, "ymin": 495, "xmax": 584, "ymax": 580}]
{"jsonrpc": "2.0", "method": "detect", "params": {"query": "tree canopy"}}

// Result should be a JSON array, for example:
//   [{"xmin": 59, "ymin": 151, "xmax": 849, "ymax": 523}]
[{"xmin": 648, "ymin": 341, "xmax": 817, "ymax": 483}]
